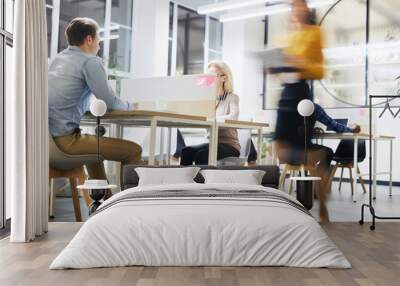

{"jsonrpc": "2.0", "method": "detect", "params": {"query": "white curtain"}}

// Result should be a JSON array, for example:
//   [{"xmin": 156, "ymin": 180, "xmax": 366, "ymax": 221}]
[{"xmin": 9, "ymin": 0, "xmax": 49, "ymax": 242}]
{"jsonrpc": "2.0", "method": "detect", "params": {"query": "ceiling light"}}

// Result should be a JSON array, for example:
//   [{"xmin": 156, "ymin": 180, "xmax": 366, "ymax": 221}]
[
  {"xmin": 198, "ymin": 0, "xmax": 279, "ymax": 15},
  {"xmin": 219, "ymin": 0, "xmax": 334, "ymax": 22}
]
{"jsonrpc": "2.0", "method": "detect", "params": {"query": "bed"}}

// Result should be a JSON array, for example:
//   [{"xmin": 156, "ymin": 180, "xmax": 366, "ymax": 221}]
[{"xmin": 50, "ymin": 165, "xmax": 350, "ymax": 269}]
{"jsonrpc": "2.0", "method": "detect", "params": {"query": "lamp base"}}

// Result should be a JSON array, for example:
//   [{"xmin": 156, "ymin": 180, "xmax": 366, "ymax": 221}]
[
  {"xmin": 88, "ymin": 188, "xmax": 107, "ymax": 214},
  {"xmin": 296, "ymin": 180, "xmax": 314, "ymax": 210}
]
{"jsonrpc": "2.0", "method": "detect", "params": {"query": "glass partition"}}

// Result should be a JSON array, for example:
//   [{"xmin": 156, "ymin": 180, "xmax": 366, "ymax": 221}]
[
  {"xmin": 369, "ymin": 0, "xmax": 400, "ymax": 98},
  {"xmin": 119, "ymin": 74, "xmax": 217, "ymax": 162}
]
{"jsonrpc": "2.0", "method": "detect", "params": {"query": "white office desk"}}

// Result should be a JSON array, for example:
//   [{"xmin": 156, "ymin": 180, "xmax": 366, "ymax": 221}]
[
  {"xmin": 314, "ymin": 133, "xmax": 395, "ymax": 202},
  {"xmin": 83, "ymin": 112, "xmax": 270, "ymax": 167},
  {"xmin": 82, "ymin": 110, "xmax": 216, "ymax": 166}
]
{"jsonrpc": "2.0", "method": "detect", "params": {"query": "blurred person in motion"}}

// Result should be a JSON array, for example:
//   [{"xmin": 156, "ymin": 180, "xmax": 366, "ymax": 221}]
[{"xmin": 272, "ymin": 0, "xmax": 330, "ymax": 222}]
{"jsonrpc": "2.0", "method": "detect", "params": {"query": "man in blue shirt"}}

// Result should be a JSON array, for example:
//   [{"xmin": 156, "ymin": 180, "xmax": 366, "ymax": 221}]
[
  {"xmin": 312, "ymin": 103, "xmax": 360, "ymax": 166},
  {"xmin": 314, "ymin": 104, "xmax": 360, "ymax": 134},
  {"xmin": 49, "ymin": 17, "xmax": 142, "ymax": 187}
]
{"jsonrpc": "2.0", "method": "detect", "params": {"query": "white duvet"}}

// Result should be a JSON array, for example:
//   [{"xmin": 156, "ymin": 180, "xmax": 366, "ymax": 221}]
[{"xmin": 50, "ymin": 183, "xmax": 351, "ymax": 269}]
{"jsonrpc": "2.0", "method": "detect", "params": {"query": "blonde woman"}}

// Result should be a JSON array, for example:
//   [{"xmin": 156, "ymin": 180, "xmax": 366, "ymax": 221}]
[{"xmin": 180, "ymin": 61, "xmax": 241, "ymax": 165}]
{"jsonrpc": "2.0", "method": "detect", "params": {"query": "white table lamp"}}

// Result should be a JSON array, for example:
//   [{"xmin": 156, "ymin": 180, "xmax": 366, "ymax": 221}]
[
  {"xmin": 80, "ymin": 99, "xmax": 108, "ymax": 214},
  {"xmin": 295, "ymin": 99, "xmax": 316, "ymax": 210},
  {"xmin": 90, "ymin": 99, "xmax": 107, "ymax": 161},
  {"xmin": 297, "ymin": 99, "xmax": 314, "ymax": 168}
]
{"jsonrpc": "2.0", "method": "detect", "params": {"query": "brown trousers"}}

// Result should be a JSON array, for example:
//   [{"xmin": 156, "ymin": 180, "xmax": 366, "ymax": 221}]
[{"xmin": 54, "ymin": 132, "xmax": 142, "ymax": 184}]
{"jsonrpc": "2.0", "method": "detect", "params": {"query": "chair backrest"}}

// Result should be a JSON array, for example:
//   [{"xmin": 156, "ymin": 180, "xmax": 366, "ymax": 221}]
[
  {"xmin": 49, "ymin": 135, "xmax": 104, "ymax": 171},
  {"xmin": 237, "ymin": 129, "xmax": 252, "ymax": 158},
  {"xmin": 334, "ymin": 139, "xmax": 366, "ymax": 162}
]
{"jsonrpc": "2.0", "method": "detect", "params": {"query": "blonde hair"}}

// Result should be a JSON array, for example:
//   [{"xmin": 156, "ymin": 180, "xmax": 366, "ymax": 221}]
[{"xmin": 208, "ymin": 60, "xmax": 234, "ymax": 94}]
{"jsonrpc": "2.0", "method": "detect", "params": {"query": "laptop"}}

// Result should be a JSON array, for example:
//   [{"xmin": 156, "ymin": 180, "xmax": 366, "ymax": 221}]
[{"xmin": 326, "ymin": 118, "xmax": 349, "ymax": 131}]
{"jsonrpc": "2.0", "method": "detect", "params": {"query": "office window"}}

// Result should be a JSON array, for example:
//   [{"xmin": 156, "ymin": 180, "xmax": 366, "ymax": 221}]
[
  {"xmin": 5, "ymin": 0, "xmax": 12, "ymax": 33},
  {"xmin": 369, "ymin": 0, "xmax": 400, "ymax": 97},
  {"xmin": 176, "ymin": 6, "xmax": 205, "ymax": 75},
  {"xmin": 168, "ymin": 2, "xmax": 174, "ymax": 75},
  {"xmin": 47, "ymin": 0, "xmax": 134, "ymax": 78},
  {"xmin": 46, "ymin": 6, "xmax": 52, "ymax": 56},
  {"xmin": 1, "ymin": 0, "xmax": 14, "ymax": 230},
  {"xmin": 208, "ymin": 17, "xmax": 223, "ymax": 62},
  {"xmin": 109, "ymin": 0, "xmax": 133, "ymax": 74},
  {"xmin": 58, "ymin": 0, "xmax": 106, "ymax": 53},
  {"xmin": 169, "ymin": 2, "xmax": 223, "ymax": 75},
  {"xmin": 314, "ymin": 0, "xmax": 366, "ymax": 108}
]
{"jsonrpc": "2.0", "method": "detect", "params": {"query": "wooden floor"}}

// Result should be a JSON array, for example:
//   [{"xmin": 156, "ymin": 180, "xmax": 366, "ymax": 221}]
[{"xmin": 1, "ymin": 222, "xmax": 399, "ymax": 286}]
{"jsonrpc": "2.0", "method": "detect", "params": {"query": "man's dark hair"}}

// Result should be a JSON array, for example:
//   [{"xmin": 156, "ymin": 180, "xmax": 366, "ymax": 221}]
[{"xmin": 65, "ymin": 17, "xmax": 99, "ymax": 46}]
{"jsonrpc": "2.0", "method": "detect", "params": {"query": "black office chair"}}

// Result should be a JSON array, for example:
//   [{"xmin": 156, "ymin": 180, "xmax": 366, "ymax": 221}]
[{"xmin": 332, "ymin": 139, "xmax": 367, "ymax": 195}]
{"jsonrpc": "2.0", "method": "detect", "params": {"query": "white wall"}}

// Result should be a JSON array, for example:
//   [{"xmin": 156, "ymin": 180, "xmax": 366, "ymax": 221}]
[
  {"xmin": 132, "ymin": 0, "xmax": 170, "ymax": 77},
  {"xmin": 222, "ymin": 18, "xmax": 265, "ymax": 120}
]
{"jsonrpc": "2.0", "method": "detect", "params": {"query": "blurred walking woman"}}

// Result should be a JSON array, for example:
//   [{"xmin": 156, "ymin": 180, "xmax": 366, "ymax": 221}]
[
  {"xmin": 274, "ymin": 0, "xmax": 330, "ymax": 221},
  {"xmin": 180, "ymin": 61, "xmax": 240, "ymax": 165},
  {"xmin": 274, "ymin": 0, "xmax": 324, "ymax": 150}
]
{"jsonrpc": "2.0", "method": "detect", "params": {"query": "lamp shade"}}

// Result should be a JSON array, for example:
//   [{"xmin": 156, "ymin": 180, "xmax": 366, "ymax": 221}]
[
  {"xmin": 297, "ymin": 99, "xmax": 314, "ymax": 117},
  {"xmin": 90, "ymin": 99, "xmax": 107, "ymax": 117}
]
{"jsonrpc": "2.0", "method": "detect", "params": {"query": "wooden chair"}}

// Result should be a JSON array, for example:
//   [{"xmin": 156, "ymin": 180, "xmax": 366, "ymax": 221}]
[
  {"xmin": 333, "ymin": 139, "xmax": 367, "ymax": 195},
  {"xmin": 279, "ymin": 164, "xmax": 314, "ymax": 195},
  {"xmin": 333, "ymin": 163, "xmax": 367, "ymax": 195},
  {"xmin": 49, "ymin": 135, "xmax": 104, "ymax": 221}
]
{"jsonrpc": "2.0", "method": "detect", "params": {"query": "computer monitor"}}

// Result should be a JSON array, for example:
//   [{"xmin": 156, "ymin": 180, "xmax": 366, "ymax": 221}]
[{"xmin": 326, "ymin": 118, "xmax": 349, "ymax": 131}]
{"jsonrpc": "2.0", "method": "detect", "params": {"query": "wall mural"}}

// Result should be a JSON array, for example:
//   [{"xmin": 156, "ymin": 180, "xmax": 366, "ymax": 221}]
[{"xmin": 264, "ymin": 0, "xmax": 400, "ymax": 109}]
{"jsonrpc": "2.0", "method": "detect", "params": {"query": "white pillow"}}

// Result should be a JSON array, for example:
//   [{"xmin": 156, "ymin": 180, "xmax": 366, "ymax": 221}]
[
  {"xmin": 200, "ymin": 169, "xmax": 266, "ymax": 185},
  {"xmin": 135, "ymin": 167, "xmax": 200, "ymax": 186}
]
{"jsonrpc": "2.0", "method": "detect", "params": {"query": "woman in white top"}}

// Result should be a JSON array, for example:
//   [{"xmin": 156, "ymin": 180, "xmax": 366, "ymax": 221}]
[{"xmin": 180, "ymin": 61, "xmax": 241, "ymax": 165}]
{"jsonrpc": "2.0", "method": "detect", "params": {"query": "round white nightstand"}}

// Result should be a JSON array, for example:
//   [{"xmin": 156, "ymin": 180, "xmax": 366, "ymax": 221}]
[
  {"xmin": 77, "ymin": 180, "xmax": 117, "ymax": 214},
  {"xmin": 290, "ymin": 176, "xmax": 321, "ymax": 210}
]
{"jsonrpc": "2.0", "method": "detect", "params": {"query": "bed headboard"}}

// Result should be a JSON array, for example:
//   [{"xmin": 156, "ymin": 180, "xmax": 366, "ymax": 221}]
[{"xmin": 122, "ymin": 165, "xmax": 280, "ymax": 190}]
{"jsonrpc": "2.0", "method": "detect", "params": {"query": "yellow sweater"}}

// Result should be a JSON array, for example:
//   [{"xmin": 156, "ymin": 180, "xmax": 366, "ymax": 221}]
[{"xmin": 284, "ymin": 25, "xmax": 324, "ymax": 80}]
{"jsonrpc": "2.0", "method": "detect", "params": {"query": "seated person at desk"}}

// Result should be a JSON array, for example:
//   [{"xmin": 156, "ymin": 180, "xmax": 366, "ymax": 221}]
[
  {"xmin": 174, "ymin": 130, "xmax": 258, "ymax": 165},
  {"xmin": 313, "ymin": 103, "xmax": 361, "ymax": 166},
  {"xmin": 48, "ymin": 17, "xmax": 142, "ymax": 189},
  {"xmin": 180, "ymin": 61, "xmax": 240, "ymax": 165}
]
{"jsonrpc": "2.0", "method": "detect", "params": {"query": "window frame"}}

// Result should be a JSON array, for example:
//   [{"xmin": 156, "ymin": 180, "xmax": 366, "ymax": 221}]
[
  {"xmin": 47, "ymin": 0, "xmax": 135, "ymax": 79},
  {"xmin": 168, "ymin": 1, "xmax": 223, "ymax": 75},
  {"xmin": 0, "ymin": 0, "xmax": 13, "ymax": 231}
]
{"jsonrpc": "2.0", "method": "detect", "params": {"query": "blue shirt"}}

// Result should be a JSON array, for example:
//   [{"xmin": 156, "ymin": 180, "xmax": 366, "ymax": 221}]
[
  {"xmin": 314, "ymin": 104, "xmax": 353, "ymax": 133},
  {"xmin": 48, "ymin": 46, "xmax": 132, "ymax": 136}
]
